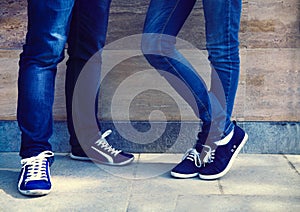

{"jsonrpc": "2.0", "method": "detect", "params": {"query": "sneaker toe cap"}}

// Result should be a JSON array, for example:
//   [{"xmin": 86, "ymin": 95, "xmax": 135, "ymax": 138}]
[{"xmin": 21, "ymin": 180, "xmax": 51, "ymax": 191}]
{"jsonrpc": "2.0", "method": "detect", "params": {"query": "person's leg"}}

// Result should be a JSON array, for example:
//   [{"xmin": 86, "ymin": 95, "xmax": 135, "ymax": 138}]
[
  {"xmin": 65, "ymin": 0, "xmax": 111, "ymax": 152},
  {"xmin": 142, "ymin": 0, "xmax": 213, "ymax": 135},
  {"xmin": 142, "ymin": 0, "xmax": 218, "ymax": 178},
  {"xmin": 203, "ymin": 0, "xmax": 242, "ymax": 137},
  {"xmin": 18, "ymin": 0, "xmax": 75, "ymax": 160},
  {"xmin": 65, "ymin": 0, "xmax": 134, "ymax": 165},
  {"xmin": 142, "ymin": 0, "xmax": 229, "ymax": 145},
  {"xmin": 197, "ymin": 0, "xmax": 248, "ymax": 180},
  {"xmin": 142, "ymin": 0, "xmax": 247, "ymax": 179},
  {"xmin": 17, "ymin": 0, "xmax": 75, "ymax": 196}
]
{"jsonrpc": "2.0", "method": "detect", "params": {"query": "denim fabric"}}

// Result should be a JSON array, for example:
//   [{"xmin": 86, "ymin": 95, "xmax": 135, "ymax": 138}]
[
  {"xmin": 142, "ymin": 0, "xmax": 242, "ymax": 142},
  {"xmin": 18, "ymin": 0, "xmax": 111, "ymax": 158}
]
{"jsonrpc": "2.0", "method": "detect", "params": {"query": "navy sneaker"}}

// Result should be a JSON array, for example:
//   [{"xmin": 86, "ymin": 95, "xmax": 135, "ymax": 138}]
[
  {"xmin": 170, "ymin": 148, "xmax": 202, "ymax": 178},
  {"xmin": 70, "ymin": 130, "xmax": 134, "ymax": 166},
  {"xmin": 18, "ymin": 151, "xmax": 54, "ymax": 196},
  {"xmin": 199, "ymin": 124, "xmax": 248, "ymax": 180}
]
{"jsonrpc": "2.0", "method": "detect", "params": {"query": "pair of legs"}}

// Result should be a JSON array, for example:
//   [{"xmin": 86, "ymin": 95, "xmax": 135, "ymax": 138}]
[
  {"xmin": 142, "ymin": 0, "xmax": 246, "ymax": 179},
  {"xmin": 142, "ymin": 0, "xmax": 242, "ymax": 148},
  {"xmin": 18, "ymin": 0, "xmax": 134, "ymax": 196},
  {"xmin": 17, "ymin": 0, "xmax": 111, "ymax": 159}
]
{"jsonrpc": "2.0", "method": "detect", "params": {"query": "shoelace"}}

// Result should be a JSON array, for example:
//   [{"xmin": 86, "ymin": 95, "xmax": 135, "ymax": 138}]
[
  {"xmin": 95, "ymin": 130, "xmax": 122, "ymax": 157},
  {"xmin": 182, "ymin": 148, "xmax": 202, "ymax": 168},
  {"xmin": 202, "ymin": 144, "xmax": 215, "ymax": 164},
  {"xmin": 182, "ymin": 145, "xmax": 216, "ymax": 168},
  {"xmin": 196, "ymin": 128, "xmax": 233, "ymax": 165},
  {"xmin": 21, "ymin": 151, "xmax": 54, "ymax": 183}
]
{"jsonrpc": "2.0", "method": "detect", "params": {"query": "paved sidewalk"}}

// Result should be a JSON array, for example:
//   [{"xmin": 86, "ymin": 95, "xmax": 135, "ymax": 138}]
[{"xmin": 0, "ymin": 153, "xmax": 299, "ymax": 212}]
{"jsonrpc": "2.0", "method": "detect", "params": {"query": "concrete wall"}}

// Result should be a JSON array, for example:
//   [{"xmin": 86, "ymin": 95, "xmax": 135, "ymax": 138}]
[{"xmin": 0, "ymin": 0, "xmax": 299, "ymax": 122}]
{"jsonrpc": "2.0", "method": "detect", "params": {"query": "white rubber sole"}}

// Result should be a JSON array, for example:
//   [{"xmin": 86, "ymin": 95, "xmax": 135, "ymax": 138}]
[
  {"xmin": 170, "ymin": 171, "xmax": 199, "ymax": 179},
  {"xmin": 18, "ymin": 188, "xmax": 51, "ymax": 196},
  {"xmin": 199, "ymin": 133, "xmax": 248, "ymax": 180},
  {"xmin": 69, "ymin": 153, "xmax": 91, "ymax": 161},
  {"xmin": 70, "ymin": 153, "xmax": 134, "ymax": 166}
]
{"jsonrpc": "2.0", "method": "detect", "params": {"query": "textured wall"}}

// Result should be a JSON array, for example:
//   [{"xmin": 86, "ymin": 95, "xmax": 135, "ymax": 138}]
[{"xmin": 0, "ymin": 0, "xmax": 299, "ymax": 121}]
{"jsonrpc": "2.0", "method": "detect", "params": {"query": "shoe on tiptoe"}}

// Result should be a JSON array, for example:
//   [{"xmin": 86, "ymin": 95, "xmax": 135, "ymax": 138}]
[
  {"xmin": 199, "ymin": 123, "xmax": 248, "ymax": 180},
  {"xmin": 70, "ymin": 130, "xmax": 134, "ymax": 166},
  {"xmin": 18, "ymin": 151, "xmax": 54, "ymax": 196},
  {"xmin": 170, "ymin": 148, "xmax": 202, "ymax": 178}
]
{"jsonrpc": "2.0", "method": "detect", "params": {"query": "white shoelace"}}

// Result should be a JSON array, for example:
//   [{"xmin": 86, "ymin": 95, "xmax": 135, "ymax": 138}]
[
  {"xmin": 202, "ymin": 145, "xmax": 215, "ymax": 164},
  {"xmin": 183, "ymin": 148, "xmax": 202, "ymax": 168},
  {"xmin": 95, "ymin": 130, "xmax": 122, "ymax": 157},
  {"xmin": 183, "ymin": 145, "xmax": 216, "ymax": 168},
  {"xmin": 21, "ymin": 151, "xmax": 54, "ymax": 183}
]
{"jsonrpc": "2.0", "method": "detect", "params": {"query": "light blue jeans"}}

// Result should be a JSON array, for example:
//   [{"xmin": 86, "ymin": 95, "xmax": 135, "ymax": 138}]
[
  {"xmin": 17, "ymin": 0, "xmax": 111, "ymax": 159},
  {"xmin": 142, "ymin": 0, "xmax": 242, "ymax": 147}
]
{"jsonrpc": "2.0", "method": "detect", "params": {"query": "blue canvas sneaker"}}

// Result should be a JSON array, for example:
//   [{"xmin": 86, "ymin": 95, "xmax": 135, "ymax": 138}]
[
  {"xmin": 171, "ymin": 123, "xmax": 247, "ymax": 179},
  {"xmin": 70, "ymin": 130, "xmax": 134, "ymax": 166},
  {"xmin": 170, "ymin": 148, "xmax": 202, "ymax": 178},
  {"xmin": 199, "ymin": 124, "xmax": 248, "ymax": 180},
  {"xmin": 18, "ymin": 151, "xmax": 54, "ymax": 196}
]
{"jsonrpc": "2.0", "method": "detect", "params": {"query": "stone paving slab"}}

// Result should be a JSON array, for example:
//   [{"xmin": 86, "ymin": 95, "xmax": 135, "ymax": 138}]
[
  {"xmin": 284, "ymin": 154, "xmax": 300, "ymax": 174},
  {"xmin": 220, "ymin": 154, "xmax": 300, "ymax": 196},
  {"xmin": 175, "ymin": 195, "xmax": 300, "ymax": 212},
  {"xmin": 0, "ymin": 153, "xmax": 299, "ymax": 212}
]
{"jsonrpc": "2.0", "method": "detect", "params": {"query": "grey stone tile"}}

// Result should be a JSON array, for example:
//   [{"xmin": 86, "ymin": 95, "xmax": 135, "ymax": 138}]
[
  {"xmin": 125, "ymin": 154, "xmax": 220, "ymax": 211},
  {"xmin": 284, "ymin": 154, "xmax": 300, "ymax": 175},
  {"xmin": 127, "ymin": 178, "xmax": 219, "ymax": 212},
  {"xmin": 131, "ymin": 154, "xmax": 220, "ymax": 195},
  {"xmin": 52, "ymin": 154, "xmax": 138, "ymax": 185},
  {"xmin": 0, "ymin": 168, "xmax": 20, "ymax": 199},
  {"xmin": 130, "ymin": 177, "xmax": 220, "ymax": 197},
  {"xmin": 219, "ymin": 154, "xmax": 300, "ymax": 196},
  {"xmin": 1, "ymin": 153, "xmax": 300, "ymax": 211},
  {"xmin": 127, "ymin": 193, "xmax": 177, "ymax": 212},
  {"xmin": 175, "ymin": 194, "xmax": 300, "ymax": 212},
  {"xmin": 1, "ymin": 193, "xmax": 130, "ymax": 212},
  {"xmin": 128, "ymin": 154, "xmax": 182, "ymax": 180}
]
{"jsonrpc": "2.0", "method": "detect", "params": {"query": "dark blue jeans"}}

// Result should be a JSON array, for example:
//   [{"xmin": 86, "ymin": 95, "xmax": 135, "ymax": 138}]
[
  {"xmin": 18, "ymin": 0, "xmax": 111, "ymax": 158},
  {"xmin": 142, "ymin": 0, "xmax": 242, "ymax": 144}
]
